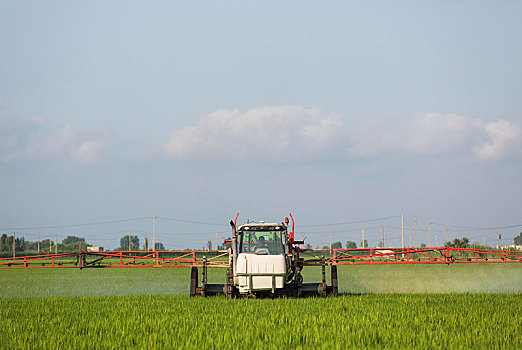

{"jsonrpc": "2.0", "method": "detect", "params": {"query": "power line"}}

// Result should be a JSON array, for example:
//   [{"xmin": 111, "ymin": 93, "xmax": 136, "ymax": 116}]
[
  {"xmin": 404, "ymin": 218, "xmax": 415, "ymax": 227},
  {"xmin": 430, "ymin": 222, "xmax": 522, "ymax": 231},
  {"xmin": 157, "ymin": 216, "xmax": 228, "ymax": 226},
  {"xmin": 298, "ymin": 215, "xmax": 401, "ymax": 228},
  {"xmin": 0, "ymin": 217, "xmax": 151, "ymax": 231}
]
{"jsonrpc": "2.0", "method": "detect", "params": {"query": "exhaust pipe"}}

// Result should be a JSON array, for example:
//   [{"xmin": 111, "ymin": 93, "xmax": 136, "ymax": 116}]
[{"xmin": 230, "ymin": 218, "xmax": 238, "ymax": 273}]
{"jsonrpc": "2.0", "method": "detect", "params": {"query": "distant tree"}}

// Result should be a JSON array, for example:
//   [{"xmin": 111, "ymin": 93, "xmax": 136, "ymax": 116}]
[
  {"xmin": 25, "ymin": 240, "xmax": 39, "ymax": 251},
  {"xmin": 41, "ymin": 239, "xmax": 53, "ymax": 252},
  {"xmin": 420, "ymin": 243, "xmax": 426, "ymax": 247},
  {"xmin": 459, "ymin": 237, "xmax": 470, "ymax": 248},
  {"xmin": 322, "ymin": 245, "xmax": 329, "ymax": 250},
  {"xmin": 0, "ymin": 234, "xmax": 8, "ymax": 252},
  {"xmin": 514, "ymin": 233, "xmax": 522, "ymax": 245},
  {"xmin": 360, "ymin": 240, "xmax": 368, "ymax": 248},
  {"xmin": 62, "ymin": 236, "xmax": 84, "ymax": 245},
  {"xmin": 0, "ymin": 234, "xmax": 25, "ymax": 252},
  {"xmin": 60, "ymin": 236, "xmax": 90, "ymax": 252},
  {"xmin": 345, "ymin": 240, "xmax": 357, "ymax": 249},
  {"xmin": 18, "ymin": 237, "xmax": 26, "ymax": 251},
  {"xmin": 445, "ymin": 237, "xmax": 470, "ymax": 248},
  {"xmin": 331, "ymin": 241, "xmax": 342, "ymax": 249},
  {"xmin": 305, "ymin": 243, "xmax": 312, "ymax": 249},
  {"xmin": 154, "ymin": 242, "xmax": 165, "ymax": 251},
  {"xmin": 119, "ymin": 235, "xmax": 140, "ymax": 250}
]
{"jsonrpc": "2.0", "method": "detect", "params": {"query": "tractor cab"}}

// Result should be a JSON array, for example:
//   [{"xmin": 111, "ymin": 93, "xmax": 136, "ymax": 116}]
[{"xmin": 237, "ymin": 222, "xmax": 288, "ymax": 255}]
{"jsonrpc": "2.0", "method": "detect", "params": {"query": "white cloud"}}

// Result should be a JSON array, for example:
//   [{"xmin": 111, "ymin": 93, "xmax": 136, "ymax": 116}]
[
  {"xmin": 348, "ymin": 113, "xmax": 521, "ymax": 161},
  {"xmin": 164, "ymin": 106, "xmax": 344, "ymax": 160},
  {"xmin": 70, "ymin": 130, "xmax": 115, "ymax": 164},
  {"xmin": 474, "ymin": 120, "xmax": 521, "ymax": 160},
  {"xmin": 167, "ymin": 108, "xmax": 520, "ymax": 162},
  {"xmin": 407, "ymin": 113, "xmax": 482, "ymax": 155},
  {"xmin": 0, "ymin": 112, "xmax": 115, "ymax": 164}
]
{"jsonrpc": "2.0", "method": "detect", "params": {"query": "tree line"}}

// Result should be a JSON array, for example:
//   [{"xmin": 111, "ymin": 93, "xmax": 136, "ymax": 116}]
[
  {"xmin": 321, "ymin": 233, "xmax": 522, "ymax": 250},
  {"xmin": 0, "ymin": 234, "xmax": 167, "ymax": 256},
  {"xmin": 0, "ymin": 234, "xmax": 91, "ymax": 254}
]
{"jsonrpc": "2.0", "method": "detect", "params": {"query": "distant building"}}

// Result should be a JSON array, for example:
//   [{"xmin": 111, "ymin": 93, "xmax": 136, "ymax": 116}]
[
  {"xmin": 87, "ymin": 246, "xmax": 104, "ymax": 252},
  {"xmin": 374, "ymin": 249, "xmax": 394, "ymax": 260}
]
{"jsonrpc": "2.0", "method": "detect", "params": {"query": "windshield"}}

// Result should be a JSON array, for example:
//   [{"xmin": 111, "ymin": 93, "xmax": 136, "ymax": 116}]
[{"xmin": 239, "ymin": 230, "xmax": 285, "ymax": 255}]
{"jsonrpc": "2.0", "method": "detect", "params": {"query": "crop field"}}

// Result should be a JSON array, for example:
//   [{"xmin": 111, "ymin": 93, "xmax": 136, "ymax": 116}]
[
  {"xmin": 0, "ymin": 264, "xmax": 521, "ymax": 349},
  {"xmin": 0, "ymin": 263, "xmax": 520, "ymax": 298},
  {"xmin": 1, "ymin": 294, "xmax": 521, "ymax": 349}
]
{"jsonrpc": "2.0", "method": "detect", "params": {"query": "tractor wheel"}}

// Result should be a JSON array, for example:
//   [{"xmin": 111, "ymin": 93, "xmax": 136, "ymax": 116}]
[
  {"xmin": 190, "ymin": 266, "xmax": 198, "ymax": 296},
  {"xmin": 226, "ymin": 267, "xmax": 234, "ymax": 299},
  {"xmin": 331, "ymin": 265, "xmax": 338, "ymax": 296},
  {"xmin": 292, "ymin": 272, "xmax": 303, "ymax": 297}
]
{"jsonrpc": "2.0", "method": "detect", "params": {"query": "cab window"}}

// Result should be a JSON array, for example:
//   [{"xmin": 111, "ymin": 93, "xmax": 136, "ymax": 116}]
[{"xmin": 239, "ymin": 230, "xmax": 285, "ymax": 255}]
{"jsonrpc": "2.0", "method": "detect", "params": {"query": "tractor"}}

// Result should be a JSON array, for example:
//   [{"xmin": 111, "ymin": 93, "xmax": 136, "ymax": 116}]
[{"xmin": 190, "ymin": 213, "xmax": 338, "ymax": 298}]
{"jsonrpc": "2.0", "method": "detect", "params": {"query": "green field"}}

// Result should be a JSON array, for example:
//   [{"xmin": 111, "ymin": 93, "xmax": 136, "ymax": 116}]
[
  {"xmin": 1, "ymin": 264, "xmax": 521, "ymax": 349},
  {"xmin": 0, "ymin": 263, "xmax": 520, "ymax": 297},
  {"xmin": 1, "ymin": 294, "xmax": 521, "ymax": 349}
]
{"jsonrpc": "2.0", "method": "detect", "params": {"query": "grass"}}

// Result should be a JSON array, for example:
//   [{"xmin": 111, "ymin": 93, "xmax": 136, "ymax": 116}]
[
  {"xmin": 0, "ymin": 263, "xmax": 520, "ymax": 298},
  {"xmin": 1, "ymin": 294, "xmax": 521, "ymax": 349},
  {"xmin": 1, "ymin": 264, "xmax": 521, "ymax": 349}
]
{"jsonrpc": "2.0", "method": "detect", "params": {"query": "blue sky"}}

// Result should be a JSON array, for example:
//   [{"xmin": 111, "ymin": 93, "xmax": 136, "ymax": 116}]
[{"xmin": 1, "ymin": 1, "xmax": 521, "ymax": 249}]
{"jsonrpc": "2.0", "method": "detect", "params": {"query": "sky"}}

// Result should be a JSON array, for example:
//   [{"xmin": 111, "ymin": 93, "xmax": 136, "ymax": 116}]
[{"xmin": 1, "ymin": 1, "xmax": 521, "ymax": 250}]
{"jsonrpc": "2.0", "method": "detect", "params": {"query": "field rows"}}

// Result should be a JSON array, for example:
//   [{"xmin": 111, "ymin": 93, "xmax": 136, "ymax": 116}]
[{"xmin": 1, "ymin": 294, "xmax": 521, "ymax": 349}]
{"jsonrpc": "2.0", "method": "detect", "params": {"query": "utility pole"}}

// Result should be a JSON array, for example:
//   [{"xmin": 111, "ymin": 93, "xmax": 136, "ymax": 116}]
[
  {"xmin": 129, "ymin": 230, "xmax": 131, "ymax": 251},
  {"xmin": 401, "ymin": 214, "xmax": 404, "ymax": 250},
  {"xmin": 362, "ymin": 227, "xmax": 365, "ymax": 248},
  {"xmin": 37, "ymin": 232, "xmax": 40, "ymax": 253},
  {"xmin": 382, "ymin": 225, "xmax": 385, "ymax": 248},
  {"xmin": 55, "ymin": 234, "xmax": 58, "ymax": 254},
  {"xmin": 152, "ymin": 216, "xmax": 156, "ymax": 252},
  {"xmin": 414, "ymin": 219, "xmax": 417, "ymax": 247},
  {"xmin": 445, "ymin": 228, "xmax": 449, "ymax": 244},
  {"xmin": 12, "ymin": 232, "xmax": 15, "ymax": 258},
  {"xmin": 428, "ymin": 221, "xmax": 431, "ymax": 247},
  {"xmin": 496, "ymin": 232, "xmax": 501, "ymax": 249}
]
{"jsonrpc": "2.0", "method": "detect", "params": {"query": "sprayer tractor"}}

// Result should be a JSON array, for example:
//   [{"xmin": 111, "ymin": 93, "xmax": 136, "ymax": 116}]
[{"xmin": 190, "ymin": 213, "xmax": 338, "ymax": 298}]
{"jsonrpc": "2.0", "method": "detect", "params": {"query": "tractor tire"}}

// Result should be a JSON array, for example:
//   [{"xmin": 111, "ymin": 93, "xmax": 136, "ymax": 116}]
[
  {"xmin": 226, "ymin": 267, "xmax": 234, "ymax": 299},
  {"xmin": 190, "ymin": 266, "xmax": 198, "ymax": 296},
  {"xmin": 331, "ymin": 265, "xmax": 338, "ymax": 296}
]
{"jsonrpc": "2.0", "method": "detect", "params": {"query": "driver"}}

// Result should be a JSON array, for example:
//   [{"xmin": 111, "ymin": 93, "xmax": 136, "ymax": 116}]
[
  {"xmin": 256, "ymin": 236, "xmax": 269, "ymax": 253},
  {"xmin": 258, "ymin": 236, "xmax": 268, "ymax": 247}
]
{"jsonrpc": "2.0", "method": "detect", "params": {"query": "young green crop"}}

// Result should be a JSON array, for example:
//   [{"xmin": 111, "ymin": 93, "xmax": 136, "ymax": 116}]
[
  {"xmin": 1, "ymin": 263, "xmax": 521, "ymax": 298},
  {"xmin": 1, "ymin": 294, "xmax": 521, "ymax": 349},
  {"xmin": 1, "ymin": 265, "xmax": 521, "ymax": 348}
]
